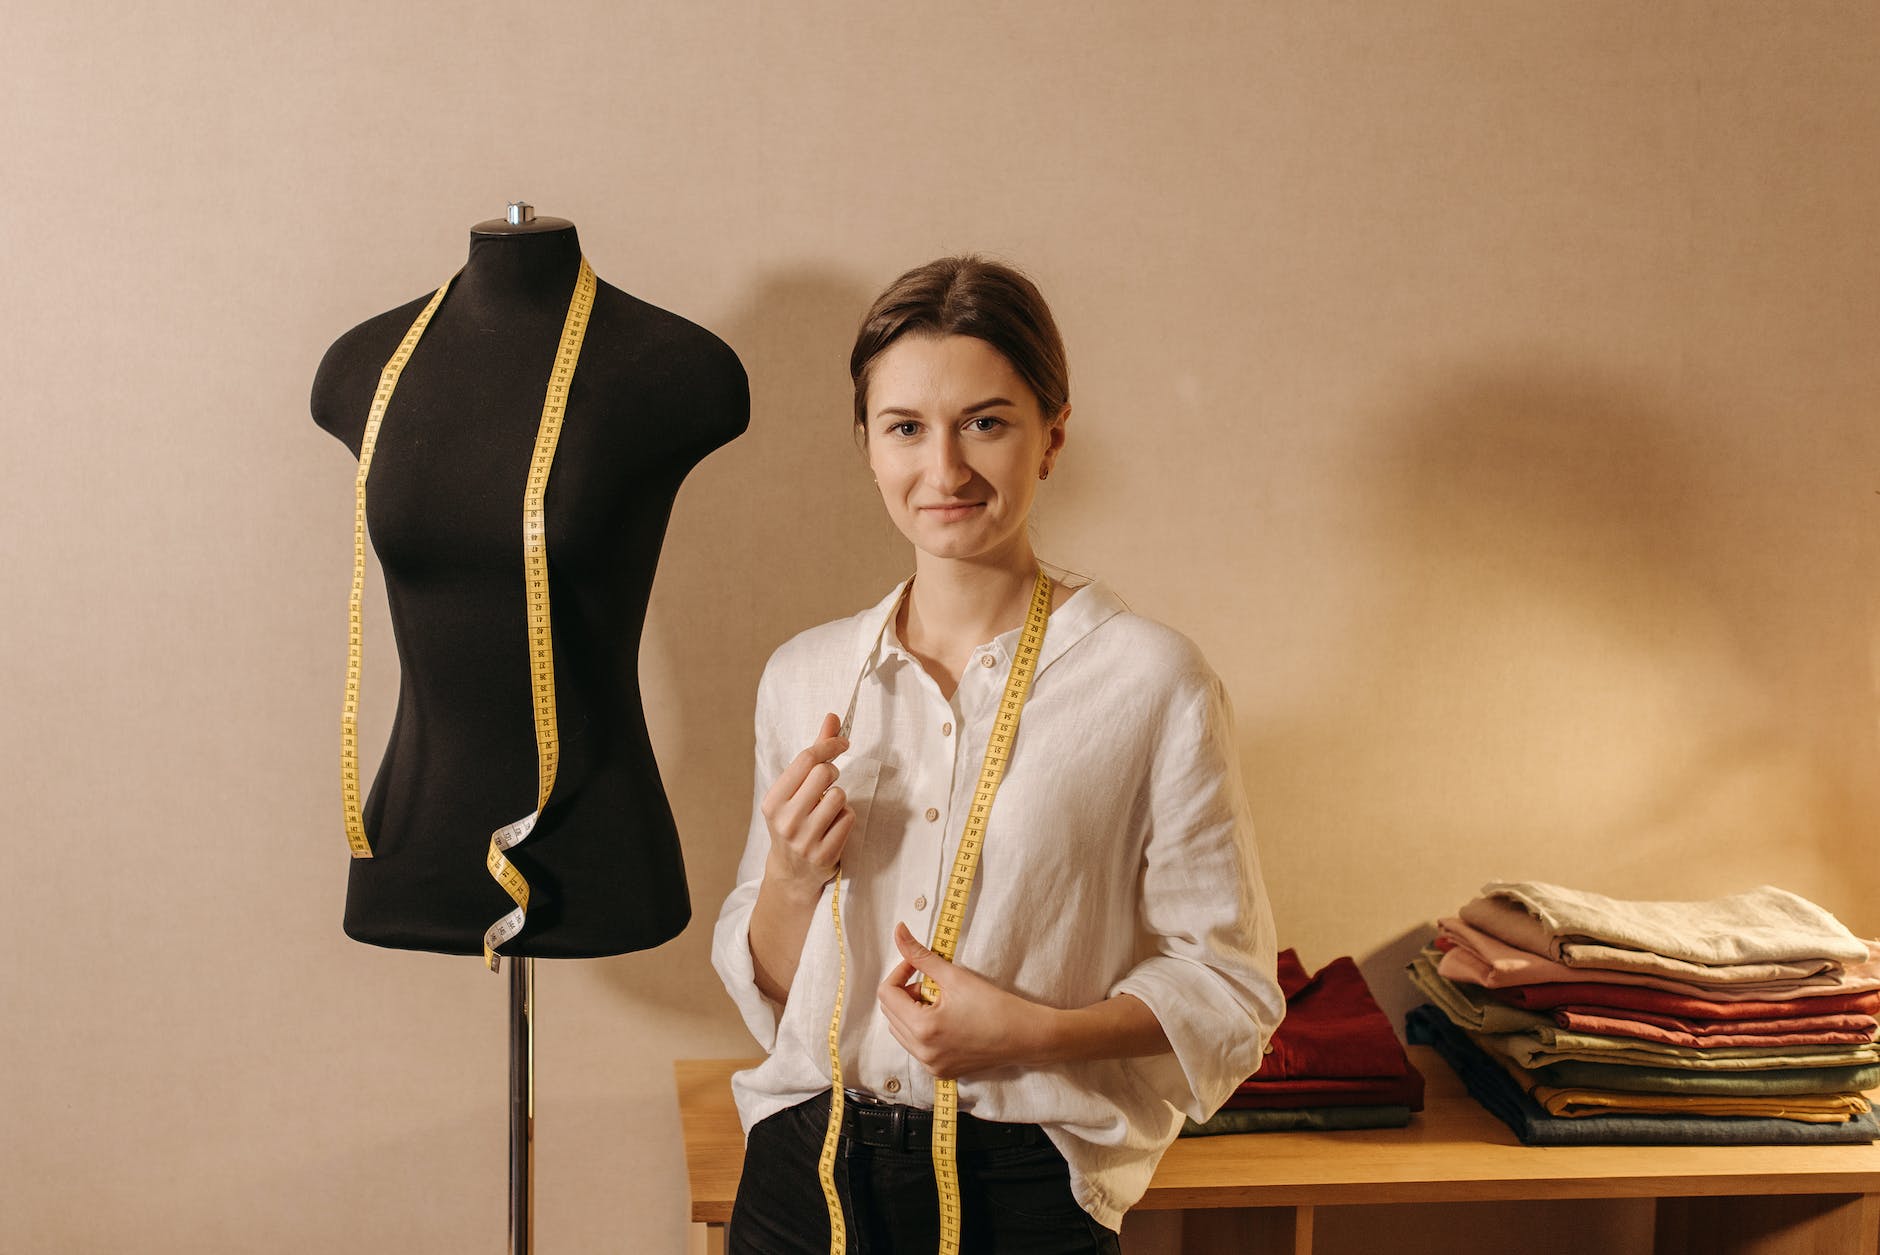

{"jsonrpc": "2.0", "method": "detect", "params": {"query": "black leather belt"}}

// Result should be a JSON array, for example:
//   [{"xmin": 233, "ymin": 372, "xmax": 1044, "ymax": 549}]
[{"xmin": 837, "ymin": 1089, "xmax": 1048, "ymax": 1153}]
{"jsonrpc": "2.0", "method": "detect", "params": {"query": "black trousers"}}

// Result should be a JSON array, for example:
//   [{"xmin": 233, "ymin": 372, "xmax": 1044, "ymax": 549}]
[{"xmin": 728, "ymin": 1092, "xmax": 1122, "ymax": 1254}]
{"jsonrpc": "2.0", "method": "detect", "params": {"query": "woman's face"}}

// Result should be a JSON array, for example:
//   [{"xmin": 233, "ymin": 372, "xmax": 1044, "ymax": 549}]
[{"xmin": 862, "ymin": 334, "xmax": 1067, "ymax": 567}]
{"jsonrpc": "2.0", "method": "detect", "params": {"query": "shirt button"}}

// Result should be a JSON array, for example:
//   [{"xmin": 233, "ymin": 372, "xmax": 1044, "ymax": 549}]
[
  {"xmin": 924, "ymin": 807, "xmax": 939, "ymax": 822},
  {"xmin": 884, "ymin": 1077, "xmax": 901, "ymax": 1094},
  {"xmin": 979, "ymin": 654, "xmax": 996, "ymax": 668},
  {"xmin": 941, "ymin": 722, "xmax": 953, "ymax": 737},
  {"xmin": 914, "ymin": 895, "xmax": 927, "ymax": 911}
]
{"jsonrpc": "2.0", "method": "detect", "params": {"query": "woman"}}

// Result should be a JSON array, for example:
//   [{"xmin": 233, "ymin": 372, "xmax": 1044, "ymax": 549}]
[{"xmin": 712, "ymin": 256, "xmax": 1283, "ymax": 1252}]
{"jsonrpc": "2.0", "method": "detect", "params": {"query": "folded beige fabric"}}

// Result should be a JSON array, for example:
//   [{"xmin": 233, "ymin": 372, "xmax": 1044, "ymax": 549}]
[
  {"xmin": 1513, "ymin": 1022, "xmax": 1880, "ymax": 1062},
  {"xmin": 1476, "ymin": 881, "xmax": 1868, "ymax": 966},
  {"xmin": 1461, "ymin": 895, "xmax": 1839, "ymax": 983},
  {"xmin": 1435, "ymin": 916, "xmax": 1872, "ymax": 999}
]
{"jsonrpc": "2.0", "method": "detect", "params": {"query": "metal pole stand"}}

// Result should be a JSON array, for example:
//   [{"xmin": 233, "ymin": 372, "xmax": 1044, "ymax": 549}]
[{"xmin": 508, "ymin": 957, "xmax": 535, "ymax": 1255}]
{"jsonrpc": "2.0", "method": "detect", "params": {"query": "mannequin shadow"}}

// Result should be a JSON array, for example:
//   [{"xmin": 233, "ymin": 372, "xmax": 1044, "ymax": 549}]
[
  {"xmin": 1357, "ymin": 924, "xmax": 1436, "ymax": 1037},
  {"xmin": 590, "ymin": 264, "xmax": 908, "ymax": 1013}
]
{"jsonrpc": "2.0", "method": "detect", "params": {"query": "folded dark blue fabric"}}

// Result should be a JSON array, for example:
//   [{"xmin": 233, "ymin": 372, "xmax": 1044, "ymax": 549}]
[{"xmin": 1405, "ymin": 1005, "xmax": 1879, "ymax": 1146}]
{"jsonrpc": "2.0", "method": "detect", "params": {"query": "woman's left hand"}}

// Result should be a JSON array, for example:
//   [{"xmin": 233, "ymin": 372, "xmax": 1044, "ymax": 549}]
[{"xmin": 876, "ymin": 922, "xmax": 1060, "ymax": 1078}]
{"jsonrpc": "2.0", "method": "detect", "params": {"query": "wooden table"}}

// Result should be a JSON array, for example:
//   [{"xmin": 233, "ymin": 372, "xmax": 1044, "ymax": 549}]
[{"xmin": 676, "ymin": 1049, "xmax": 1880, "ymax": 1254}]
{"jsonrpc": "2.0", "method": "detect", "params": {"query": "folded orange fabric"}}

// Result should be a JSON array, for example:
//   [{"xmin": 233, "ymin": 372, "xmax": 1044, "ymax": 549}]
[{"xmin": 1553, "ymin": 1007, "xmax": 1879, "ymax": 1049}]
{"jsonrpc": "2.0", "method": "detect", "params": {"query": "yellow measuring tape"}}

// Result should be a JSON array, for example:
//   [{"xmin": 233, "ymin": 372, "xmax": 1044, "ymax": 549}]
[
  {"xmin": 340, "ymin": 258, "xmax": 598, "ymax": 973},
  {"xmin": 817, "ymin": 567, "xmax": 1053, "ymax": 1255},
  {"xmin": 816, "ymin": 867, "xmax": 851, "ymax": 1253},
  {"xmin": 342, "ymin": 278, "xmax": 452, "ymax": 859}
]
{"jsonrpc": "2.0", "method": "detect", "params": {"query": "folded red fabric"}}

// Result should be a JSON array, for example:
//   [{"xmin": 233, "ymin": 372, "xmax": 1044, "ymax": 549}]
[
  {"xmin": 1228, "ymin": 949, "xmax": 1425, "ymax": 1111},
  {"xmin": 1222, "ymin": 1073, "xmax": 1426, "ymax": 1111},
  {"xmin": 1488, "ymin": 981, "xmax": 1880, "ymax": 1019},
  {"xmin": 1554, "ymin": 1005, "xmax": 1879, "ymax": 1039}
]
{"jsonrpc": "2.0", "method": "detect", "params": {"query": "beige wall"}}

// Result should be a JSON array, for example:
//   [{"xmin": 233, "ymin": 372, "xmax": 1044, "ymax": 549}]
[{"xmin": 5, "ymin": 3, "xmax": 1876, "ymax": 1251}]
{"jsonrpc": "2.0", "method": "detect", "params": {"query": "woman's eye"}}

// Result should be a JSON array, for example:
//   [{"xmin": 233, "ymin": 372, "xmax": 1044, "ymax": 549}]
[
  {"xmin": 890, "ymin": 420, "xmax": 921, "ymax": 438},
  {"xmin": 967, "ymin": 416, "xmax": 1004, "ymax": 432}
]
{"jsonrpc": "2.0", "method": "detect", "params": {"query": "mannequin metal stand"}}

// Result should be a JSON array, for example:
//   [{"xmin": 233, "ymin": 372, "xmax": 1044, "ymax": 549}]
[
  {"xmin": 499, "ymin": 201, "xmax": 538, "ymax": 1255},
  {"xmin": 509, "ymin": 955, "xmax": 535, "ymax": 1255}
]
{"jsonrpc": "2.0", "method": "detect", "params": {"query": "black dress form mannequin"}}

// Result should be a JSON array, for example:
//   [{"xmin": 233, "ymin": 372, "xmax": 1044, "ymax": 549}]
[{"xmin": 311, "ymin": 214, "xmax": 748, "ymax": 957}]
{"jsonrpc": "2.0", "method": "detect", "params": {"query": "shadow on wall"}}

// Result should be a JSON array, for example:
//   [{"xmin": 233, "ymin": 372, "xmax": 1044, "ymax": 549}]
[
  {"xmin": 1248, "ymin": 359, "xmax": 1851, "ymax": 976},
  {"xmin": 592, "ymin": 265, "xmax": 907, "ymax": 1014},
  {"xmin": 1357, "ymin": 925, "xmax": 1434, "ymax": 1035}
]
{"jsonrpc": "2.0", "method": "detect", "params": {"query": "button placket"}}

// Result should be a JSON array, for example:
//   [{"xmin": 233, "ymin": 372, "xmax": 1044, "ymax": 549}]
[
  {"xmin": 922, "ymin": 715, "xmax": 964, "ymax": 936},
  {"xmin": 917, "ymin": 687, "xmax": 956, "ymax": 944},
  {"xmin": 963, "ymin": 648, "xmax": 1005, "ymax": 727}
]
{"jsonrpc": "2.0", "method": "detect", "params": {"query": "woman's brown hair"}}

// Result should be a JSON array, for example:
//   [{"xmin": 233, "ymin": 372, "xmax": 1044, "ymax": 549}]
[{"xmin": 849, "ymin": 256, "xmax": 1068, "ymax": 434}]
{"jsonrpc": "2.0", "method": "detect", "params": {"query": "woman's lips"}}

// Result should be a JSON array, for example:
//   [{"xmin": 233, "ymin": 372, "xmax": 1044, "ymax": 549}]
[{"xmin": 920, "ymin": 502, "xmax": 986, "ymax": 522}]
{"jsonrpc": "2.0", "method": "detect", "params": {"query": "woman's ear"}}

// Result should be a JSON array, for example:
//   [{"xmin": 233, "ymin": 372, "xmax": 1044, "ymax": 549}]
[{"xmin": 1048, "ymin": 404, "xmax": 1071, "ymax": 456}]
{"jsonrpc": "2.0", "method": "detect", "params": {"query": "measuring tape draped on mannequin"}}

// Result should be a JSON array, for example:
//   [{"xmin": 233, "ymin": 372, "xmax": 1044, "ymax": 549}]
[
  {"xmin": 340, "ymin": 258, "xmax": 598, "ymax": 972},
  {"xmin": 819, "ymin": 566, "xmax": 1054, "ymax": 1255}
]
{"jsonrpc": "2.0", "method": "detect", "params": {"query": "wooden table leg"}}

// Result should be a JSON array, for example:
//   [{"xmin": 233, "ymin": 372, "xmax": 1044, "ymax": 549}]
[
  {"xmin": 1654, "ymin": 1195, "xmax": 1691, "ymax": 1255},
  {"xmin": 1654, "ymin": 1193, "xmax": 1879, "ymax": 1255},
  {"xmin": 1181, "ymin": 1204, "xmax": 1313, "ymax": 1254}
]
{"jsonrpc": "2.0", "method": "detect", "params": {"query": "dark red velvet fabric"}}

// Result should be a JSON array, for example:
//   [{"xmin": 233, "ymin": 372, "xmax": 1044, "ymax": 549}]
[{"xmin": 1224, "ymin": 949, "xmax": 1425, "ymax": 1112}]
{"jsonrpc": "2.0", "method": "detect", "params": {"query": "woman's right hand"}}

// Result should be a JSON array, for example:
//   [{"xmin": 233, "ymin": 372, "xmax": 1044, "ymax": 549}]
[{"xmin": 760, "ymin": 712, "xmax": 855, "ymax": 898}]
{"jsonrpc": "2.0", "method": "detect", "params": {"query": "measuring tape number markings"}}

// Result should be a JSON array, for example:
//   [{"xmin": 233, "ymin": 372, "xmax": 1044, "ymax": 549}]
[
  {"xmin": 341, "ymin": 258, "xmax": 598, "ymax": 972},
  {"xmin": 816, "ymin": 566, "xmax": 1054, "ymax": 1255}
]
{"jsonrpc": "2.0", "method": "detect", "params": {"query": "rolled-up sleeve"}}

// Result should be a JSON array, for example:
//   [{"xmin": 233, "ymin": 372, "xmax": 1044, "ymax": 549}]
[
  {"xmin": 1109, "ymin": 672, "xmax": 1284, "ymax": 1122},
  {"xmin": 710, "ymin": 657, "xmax": 791, "ymax": 1050}
]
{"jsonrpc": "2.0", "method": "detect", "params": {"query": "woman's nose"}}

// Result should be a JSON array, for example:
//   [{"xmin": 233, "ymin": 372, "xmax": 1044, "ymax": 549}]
[{"xmin": 925, "ymin": 433, "xmax": 970, "ymax": 490}]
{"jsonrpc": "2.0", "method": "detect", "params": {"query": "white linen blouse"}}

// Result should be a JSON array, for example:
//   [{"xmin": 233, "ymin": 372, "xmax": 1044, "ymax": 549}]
[{"xmin": 710, "ymin": 576, "xmax": 1284, "ymax": 1230}]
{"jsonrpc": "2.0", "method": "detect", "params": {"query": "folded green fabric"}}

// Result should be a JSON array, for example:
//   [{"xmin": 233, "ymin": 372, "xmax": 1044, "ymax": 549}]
[
  {"xmin": 1181, "ymin": 1104, "xmax": 1413, "ymax": 1136},
  {"xmin": 1480, "ymin": 1035, "xmax": 1869, "ymax": 1121}
]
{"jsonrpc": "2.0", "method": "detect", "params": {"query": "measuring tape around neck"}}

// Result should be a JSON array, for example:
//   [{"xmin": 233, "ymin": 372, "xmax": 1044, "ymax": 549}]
[
  {"xmin": 340, "ymin": 257, "xmax": 598, "ymax": 973},
  {"xmin": 816, "ymin": 566, "xmax": 1054, "ymax": 1255}
]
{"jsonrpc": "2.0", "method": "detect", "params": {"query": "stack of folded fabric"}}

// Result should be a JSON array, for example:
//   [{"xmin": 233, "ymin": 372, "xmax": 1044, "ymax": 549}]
[
  {"xmin": 1406, "ymin": 881, "xmax": 1880, "ymax": 1145},
  {"xmin": 1185, "ymin": 948, "xmax": 1423, "ymax": 1136}
]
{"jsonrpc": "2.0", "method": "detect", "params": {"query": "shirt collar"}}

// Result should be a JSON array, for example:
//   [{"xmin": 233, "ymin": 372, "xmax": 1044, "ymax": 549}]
[
  {"xmin": 845, "ymin": 573, "xmax": 1125, "ymax": 681},
  {"xmin": 847, "ymin": 576, "xmax": 914, "ymax": 674}
]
